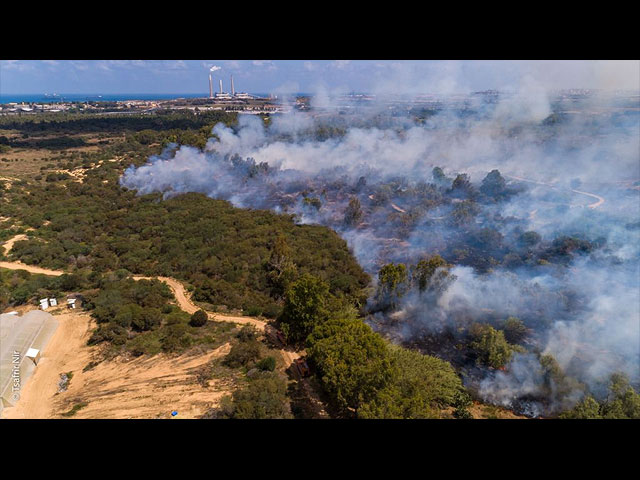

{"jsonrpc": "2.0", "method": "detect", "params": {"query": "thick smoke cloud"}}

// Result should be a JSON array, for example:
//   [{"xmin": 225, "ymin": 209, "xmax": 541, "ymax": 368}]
[{"xmin": 121, "ymin": 86, "xmax": 640, "ymax": 415}]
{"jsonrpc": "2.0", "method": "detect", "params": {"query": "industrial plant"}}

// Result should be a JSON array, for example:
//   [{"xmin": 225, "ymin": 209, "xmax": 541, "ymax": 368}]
[{"xmin": 208, "ymin": 69, "xmax": 256, "ymax": 101}]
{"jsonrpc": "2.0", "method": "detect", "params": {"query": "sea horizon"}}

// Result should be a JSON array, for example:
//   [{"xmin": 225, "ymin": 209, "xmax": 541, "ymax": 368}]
[{"xmin": 0, "ymin": 93, "xmax": 275, "ymax": 104}]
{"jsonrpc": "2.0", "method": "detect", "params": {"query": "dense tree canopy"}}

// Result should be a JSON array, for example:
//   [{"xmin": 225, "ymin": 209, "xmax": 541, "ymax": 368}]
[
  {"xmin": 359, "ymin": 345, "xmax": 464, "ymax": 419},
  {"xmin": 278, "ymin": 274, "xmax": 330, "ymax": 344},
  {"xmin": 307, "ymin": 317, "xmax": 394, "ymax": 415}
]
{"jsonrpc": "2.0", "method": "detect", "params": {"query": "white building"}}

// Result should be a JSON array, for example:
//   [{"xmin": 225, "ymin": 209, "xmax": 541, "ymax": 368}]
[{"xmin": 25, "ymin": 348, "xmax": 40, "ymax": 365}]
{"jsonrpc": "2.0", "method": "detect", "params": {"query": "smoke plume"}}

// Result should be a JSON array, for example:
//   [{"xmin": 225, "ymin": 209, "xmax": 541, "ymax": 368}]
[{"xmin": 121, "ymin": 80, "xmax": 640, "ymax": 416}]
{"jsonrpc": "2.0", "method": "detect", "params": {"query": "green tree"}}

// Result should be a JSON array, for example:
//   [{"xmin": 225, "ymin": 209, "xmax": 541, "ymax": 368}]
[
  {"xmin": 278, "ymin": 274, "xmax": 329, "ymax": 344},
  {"xmin": 450, "ymin": 200, "xmax": 480, "ymax": 226},
  {"xmin": 359, "ymin": 345, "xmax": 464, "ymax": 419},
  {"xmin": 307, "ymin": 317, "xmax": 394, "ymax": 415},
  {"xmin": 601, "ymin": 373, "xmax": 640, "ymax": 419},
  {"xmin": 503, "ymin": 317, "xmax": 527, "ymax": 344},
  {"xmin": 375, "ymin": 263, "xmax": 408, "ymax": 311},
  {"xmin": 412, "ymin": 255, "xmax": 452, "ymax": 293},
  {"xmin": 302, "ymin": 196, "xmax": 322, "ymax": 211},
  {"xmin": 266, "ymin": 235, "xmax": 298, "ymax": 299},
  {"xmin": 452, "ymin": 390, "xmax": 474, "ymax": 419},
  {"xmin": 223, "ymin": 338, "xmax": 261, "ymax": 368},
  {"xmin": 132, "ymin": 307, "xmax": 162, "ymax": 331},
  {"xmin": 256, "ymin": 356, "xmax": 276, "ymax": 372},
  {"xmin": 343, "ymin": 196, "xmax": 363, "ymax": 227},
  {"xmin": 470, "ymin": 323, "xmax": 519, "ymax": 369},
  {"xmin": 450, "ymin": 173, "xmax": 475, "ymax": 198},
  {"xmin": 479, "ymin": 169, "xmax": 507, "ymax": 198},
  {"xmin": 432, "ymin": 166, "xmax": 446, "ymax": 183},
  {"xmin": 559, "ymin": 396, "xmax": 602, "ymax": 419}
]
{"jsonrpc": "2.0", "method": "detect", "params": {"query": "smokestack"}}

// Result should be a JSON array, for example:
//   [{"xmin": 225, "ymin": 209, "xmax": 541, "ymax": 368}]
[
  {"xmin": 209, "ymin": 74, "xmax": 213, "ymax": 99},
  {"xmin": 231, "ymin": 75, "xmax": 235, "ymax": 96},
  {"xmin": 220, "ymin": 79, "xmax": 223, "ymax": 94}
]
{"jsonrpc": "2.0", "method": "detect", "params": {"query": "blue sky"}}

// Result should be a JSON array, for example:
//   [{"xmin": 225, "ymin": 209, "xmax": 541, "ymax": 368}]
[{"xmin": 1, "ymin": 60, "xmax": 638, "ymax": 95}]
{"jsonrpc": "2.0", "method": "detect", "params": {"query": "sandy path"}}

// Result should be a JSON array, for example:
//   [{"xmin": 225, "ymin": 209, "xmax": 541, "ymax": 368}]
[
  {"xmin": 1, "ymin": 238, "xmax": 304, "ymax": 418},
  {"xmin": 132, "ymin": 275, "xmax": 301, "ymax": 367},
  {"xmin": 2, "ymin": 234, "xmax": 27, "ymax": 256},
  {"xmin": 0, "ymin": 261, "xmax": 64, "ymax": 277},
  {"xmin": 132, "ymin": 276, "xmax": 268, "ymax": 331},
  {"xmin": 570, "ymin": 188, "xmax": 605, "ymax": 209},
  {"xmin": 1, "ymin": 234, "xmax": 65, "ymax": 276},
  {"xmin": 506, "ymin": 174, "xmax": 605, "ymax": 209}
]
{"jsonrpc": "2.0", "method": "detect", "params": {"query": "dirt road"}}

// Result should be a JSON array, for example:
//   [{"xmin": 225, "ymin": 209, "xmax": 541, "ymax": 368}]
[
  {"xmin": 132, "ymin": 276, "xmax": 268, "ymax": 332},
  {"xmin": 1, "ymin": 237, "xmax": 306, "ymax": 418},
  {"xmin": 2, "ymin": 233, "xmax": 27, "ymax": 256},
  {"xmin": 2, "ymin": 234, "xmax": 65, "ymax": 276},
  {"xmin": 132, "ymin": 276, "xmax": 301, "ymax": 366},
  {"xmin": 570, "ymin": 188, "xmax": 605, "ymax": 209},
  {"xmin": 506, "ymin": 174, "xmax": 605, "ymax": 209},
  {"xmin": 0, "ymin": 261, "xmax": 64, "ymax": 277}
]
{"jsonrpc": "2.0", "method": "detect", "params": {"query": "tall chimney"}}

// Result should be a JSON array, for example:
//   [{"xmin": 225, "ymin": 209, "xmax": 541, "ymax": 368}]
[
  {"xmin": 231, "ymin": 75, "xmax": 235, "ymax": 96},
  {"xmin": 219, "ymin": 79, "xmax": 223, "ymax": 94},
  {"xmin": 209, "ymin": 73, "xmax": 213, "ymax": 98}
]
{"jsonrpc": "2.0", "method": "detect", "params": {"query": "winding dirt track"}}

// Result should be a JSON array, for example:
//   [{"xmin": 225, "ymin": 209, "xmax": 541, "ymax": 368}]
[
  {"xmin": 1, "ymin": 234, "xmax": 301, "ymax": 402},
  {"xmin": 0, "ymin": 261, "xmax": 64, "ymax": 277},
  {"xmin": 132, "ymin": 276, "xmax": 301, "ymax": 367},
  {"xmin": 0, "ymin": 255, "xmax": 297, "ymax": 362},
  {"xmin": 132, "ymin": 276, "xmax": 269, "ymax": 331},
  {"xmin": 1, "ymin": 234, "xmax": 65, "ymax": 276},
  {"xmin": 2, "ymin": 234, "xmax": 27, "ymax": 255},
  {"xmin": 506, "ymin": 174, "xmax": 605, "ymax": 209}
]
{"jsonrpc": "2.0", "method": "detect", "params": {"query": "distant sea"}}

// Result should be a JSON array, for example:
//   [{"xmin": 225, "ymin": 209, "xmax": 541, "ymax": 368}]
[{"xmin": 0, "ymin": 93, "xmax": 271, "ymax": 104}]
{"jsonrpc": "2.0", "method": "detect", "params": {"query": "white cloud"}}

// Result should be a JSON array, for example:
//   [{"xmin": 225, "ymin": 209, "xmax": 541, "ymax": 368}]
[
  {"xmin": 331, "ymin": 60, "xmax": 351, "ymax": 69},
  {"xmin": 1, "ymin": 60, "xmax": 34, "ymax": 72},
  {"xmin": 252, "ymin": 60, "xmax": 277, "ymax": 71}
]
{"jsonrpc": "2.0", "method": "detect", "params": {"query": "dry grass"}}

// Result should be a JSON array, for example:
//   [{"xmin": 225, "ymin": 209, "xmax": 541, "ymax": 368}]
[{"xmin": 0, "ymin": 132, "xmax": 121, "ymax": 180}]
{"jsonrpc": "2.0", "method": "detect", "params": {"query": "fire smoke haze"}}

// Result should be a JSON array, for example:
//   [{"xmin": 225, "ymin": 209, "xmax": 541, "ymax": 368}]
[{"xmin": 121, "ymin": 60, "xmax": 640, "ymax": 415}]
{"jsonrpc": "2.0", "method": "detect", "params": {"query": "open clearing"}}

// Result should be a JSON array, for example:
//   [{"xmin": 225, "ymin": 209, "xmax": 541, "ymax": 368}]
[
  {"xmin": 1, "ymin": 237, "xmax": 302, "ymax": 419},
  {"xmin": 1, "ymin": 308, "xmax": 236, "ymax": 419}
]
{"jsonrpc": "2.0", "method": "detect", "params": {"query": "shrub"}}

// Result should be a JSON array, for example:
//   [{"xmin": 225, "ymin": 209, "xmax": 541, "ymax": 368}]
[
  {"xmin": 229, "ymin": 372, "xmax": 292, "ymax": 419},
  {"xmin": 223, "ymin": 339, "xmax": 261, "ymax": 368},
  {"xmin": 190, "ymin": 309, "xmax": 208, "ymax": 327},
  {"xmin": 244, "ymin": 306, "xmax": 263, "ymax": 317},
  {"xmin": 257, "ymin": 356, "xmax": 276, "ymax": 372},
  {"xmin": 161, "ymin": 323, "xmax": 190, "ymax": 352},
  {"xmin": 236, "ymin": 325, "xmax": 257, "ymax": 342}
]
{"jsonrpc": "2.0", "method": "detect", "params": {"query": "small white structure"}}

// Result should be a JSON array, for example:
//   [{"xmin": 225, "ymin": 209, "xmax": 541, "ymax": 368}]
[
  {"xmin": 39, "ymin": 298, "xmax": 49, "ymax": 310},
  {"xmin": 49, "ymin": 298, "xmax": 57, "ymax": 307},
  {"xmin": 67, "ymin": 298, "xmax": 76, "ymax": 309},
  {"xmin": 5, "ymin": 311, "xmax": 18, "ymax": 316},
  {"xmin": 25, "ymin": 348, "xmax": 41, "ymax": 365}
]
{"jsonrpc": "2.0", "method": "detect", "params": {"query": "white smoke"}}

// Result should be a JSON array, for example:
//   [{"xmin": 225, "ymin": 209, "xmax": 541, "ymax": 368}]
[{"xmin": 120, "ymin": 85, "xmax": 640, "ymax": 414}]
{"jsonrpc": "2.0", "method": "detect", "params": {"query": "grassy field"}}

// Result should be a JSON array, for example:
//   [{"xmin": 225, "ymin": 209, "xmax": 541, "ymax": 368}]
[{"xmin": 0, "ymin": 131, "xmax": 126, "ymax": 180}]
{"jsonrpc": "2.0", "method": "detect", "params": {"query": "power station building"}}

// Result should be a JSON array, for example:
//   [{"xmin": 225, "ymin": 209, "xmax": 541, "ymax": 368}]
[{"xmin": 208, "ymin": 73, "xmax": 255, "ymax": 101}]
